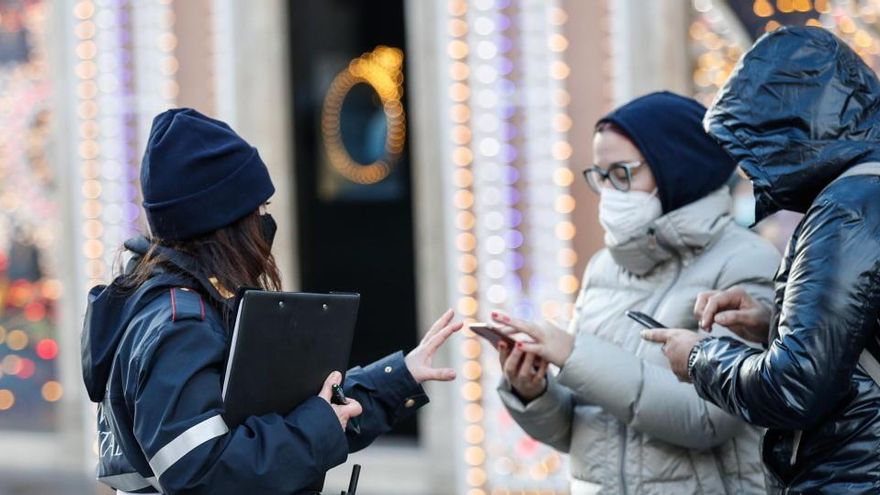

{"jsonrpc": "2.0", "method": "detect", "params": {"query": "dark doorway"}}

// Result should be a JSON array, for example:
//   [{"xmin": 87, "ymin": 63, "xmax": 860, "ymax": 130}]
[{"xmin": 288, "ymin": 0, "xmax": 419, "ymax": 438}]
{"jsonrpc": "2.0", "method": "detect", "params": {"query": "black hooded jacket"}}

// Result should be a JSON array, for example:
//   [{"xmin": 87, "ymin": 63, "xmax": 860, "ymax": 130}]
[{"xmin": 690, "ymin": 26, "xmax": 880, "ymax": 494}]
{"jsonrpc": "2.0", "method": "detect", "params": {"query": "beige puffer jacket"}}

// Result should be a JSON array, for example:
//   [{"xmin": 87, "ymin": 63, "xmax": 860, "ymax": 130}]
[{"xmin": 499, "ymin": 189, "xmax": 780, "ymax": 495}]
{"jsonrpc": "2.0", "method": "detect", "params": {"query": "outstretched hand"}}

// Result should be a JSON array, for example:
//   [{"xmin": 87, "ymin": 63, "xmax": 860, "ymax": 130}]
[
  {"xmin": 405, "ymin": 309, "xmax": 463, "ymax": 383},
  {"xmin": 490, "ymin": 310, "xmax": 573, "ymax": 367}
]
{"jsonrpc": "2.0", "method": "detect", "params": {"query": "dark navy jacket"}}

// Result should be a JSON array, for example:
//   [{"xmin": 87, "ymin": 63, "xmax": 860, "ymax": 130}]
[{"xmin": 81, "ymin": 237, "xmax": 428, "ymax": 494}]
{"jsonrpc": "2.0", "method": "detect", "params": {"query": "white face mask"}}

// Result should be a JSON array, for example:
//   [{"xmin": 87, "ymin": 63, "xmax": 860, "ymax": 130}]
[{"xmin": 598, "ymin": 187, "xmax": 662, "ymax": 245}]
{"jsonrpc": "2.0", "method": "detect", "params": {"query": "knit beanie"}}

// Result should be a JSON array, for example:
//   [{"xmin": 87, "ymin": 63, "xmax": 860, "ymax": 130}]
[
  {"xmin": 597, "ymin": 91, "xmax": 737, "ymax": 213},
  {"xmin": 140, "ymin": 108, "xmax": 275, "ymax": 240}
]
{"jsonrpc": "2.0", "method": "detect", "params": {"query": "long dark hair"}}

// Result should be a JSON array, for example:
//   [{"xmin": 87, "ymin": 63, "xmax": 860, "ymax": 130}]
[{"xmin": 119, "ymin": 209, "xmax": 281, "ymax": 296}]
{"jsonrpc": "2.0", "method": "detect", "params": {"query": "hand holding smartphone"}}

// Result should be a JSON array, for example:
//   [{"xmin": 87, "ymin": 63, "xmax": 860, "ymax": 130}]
[
  {"xmin": 469, "ymin": 323, "xmax": 517, "ymax": 349},
  {"xmin": 625, "ymin": 310, "xmax": 667, "ymax": 329}
]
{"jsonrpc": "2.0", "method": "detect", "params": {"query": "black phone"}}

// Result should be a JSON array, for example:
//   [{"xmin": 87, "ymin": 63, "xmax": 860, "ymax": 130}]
[{"xmin": 625, "ymin": 310, "xmax": 667, "ymax": 329}]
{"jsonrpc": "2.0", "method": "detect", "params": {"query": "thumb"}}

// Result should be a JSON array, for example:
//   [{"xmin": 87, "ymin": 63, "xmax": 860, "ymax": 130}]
[
  {"xmin": 319, "ymin": 371, "xmax": 343, "ymax": 402},
  {"xmin": 343, "ymin": 398, "xmax": 363, "ymax": 419},
  {"xmin": 421, "ymin": 367, "xmax": 457, "ymax": 383}
]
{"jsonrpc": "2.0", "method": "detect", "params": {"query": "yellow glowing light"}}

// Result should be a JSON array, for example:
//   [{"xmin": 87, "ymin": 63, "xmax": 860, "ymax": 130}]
[
  {"xmin": 84, "ymin": 219, "xmax": 103, "ymax": 238},
  {"xmin": 82, "ymin": 179, "xmax": 102, "ymax": 199},
  {"xmin": 529, "ymin": 463, "xmax": 549, "ymax": 481},
  {"xmin": 558, "ymin": 248, "xmax": 578, "ymax": 267},
  {"xmin": 74, "ymin": 20, "xmax": 96, "ymax": 39},
  {"xmin": 6, "ymin": 330, "xmax": 28, "ymax": 351},
  {"xmin": 448, "ymin": 18, "xmax": 468, "ymax": 37},
  {"xmin": 553, "ymin": 89, "xmax": 571, "ymax": 107},
  {"xmin": 466, "ymin": 468, "xmax": 487, "ymax": 487},
  {"xmin": 450, "ymin": 61, "xmax": 470, "ymax": 81},
  {"xmin": 465, "ymin": 446, "xmax": 486, "ymax": 466},
  {"xmin": 467, "ymin": 490, "xmax": 486, "ymax": 495},
  {"xmin": 459, "ymin": 254, "xmax": 478, "ymax": 274},
  {"xmin": 456, "ymin": 211, "xmax": 476, "ymax": 230},
  {"xmin": 550, "ymin": 61, "xmax": 571, "ymax": 80},
  {"xmin": 548, "ymin": 33, "xmax": 569, "ymax": 52},
  {"xmin": 458, "ymin": 297, "xmax": 478, "ymax": 317},
  {"xmin": 464, "ymin": 424, "xmax": 485, "ymax": 444},
  {"xmin": 0, "ymin": 390, "xmax": 14, "ymax": 411},
  {"xmin": 75, "ymin": 60, "xmax": 97, "ymax": 80},
  {"xmin": 451, "ymin": 104, "xmax": 471, "ymax": 123},
  {"xmin": 453, "ymin": 147, "xmax": 474, "ymax": 166},
  {"xmin": 753, "ymin": 0, "xmax": 774, "ymax": 17},
  {"xmin": 793, "ymin": 0, "xmax": 811, "ymax": 12},
  {"xmin": 448, "ymin": 40, "xmax": 469, "ymax": 59},
  {"xmin": 2, "ymin": 355, "xmax": 22, "ymax": 374},
  {"xmin": 450, "ymin": 82, "xmax": 471, "ymax": 102},
  {"xmin": 73, "ymin": 1, "xmax": 95, "ymax": 20},
  {"xmin": 542, "ymin": 300, "xmax": 561, "ymax": 320},
  {"xmin": 76, "ymin": 40, "xmax": 97, "ymax": 60},
  {"xmin": 448, "ymin": 0, "xmax": 467, "ymax": 17},
  {"xmin": 464, "ymin": 403, "xmax": 484, "ymax": 422},
  {"xmin": 548, "ymin": 7, "xmax": 568, "ymax": 26},
  {"xmin": 555, "ymin": 221, "xmax": 576, "ymax": 240},
  {"xmin": 452, "ymin": 125, "xmax": 472, "ymax": 145},
  {"xmin": 454, "ymin": 190, "xmax": 475, "ymax": 209},
  {"xmin": 456, "ymin": 232, "xmax": 476, "ymax": 252},
  {"xmin": 815, "ymin": 0, "xmax": 830, "ymax": 13},
  {"xmin": 86, "ymin": 259, "xmax": 105, "ymax": 279},
  {"xmin": 462, "ymin": 360, "xmax": 482, "ymax": 380},
  {"xmin": 552, "ymin": 114, "xmax": 573, "ymax": 132},
  {"xmin": 855, "ymin": 30, "xmax": 873, "ymax": 49},
  {"xmin": 459, "ymin": 275, "xmax": 478, "ymax": 295},
  {"xmin": 839, "ymin": 17, "xmax": 856, "ymax": 34},
  {"xmin": 322, "ymin": 46, "xmax": 407, "ymax": 185},
  {"xmin": 776, "ymin": 0, "xmax": 794, "ymax": 13},
  {"xmin": 560, "ymin": 275, "xmax": 580, "ymax": 294},
  {"xmin": 453, "ymin": 169, "xmax": 474, "ymax": 188},
  {"xmin": 42, "ymin": 381, "xmax": 63, "ymax": 402},
  {"xmin": 553, "ymin": 167, "xmax": 574, "ymax": 187},
  {"xmin": 552, "ymin": 141, "xmax": 573, "ymax": 160},
  {"xmin": 461, "ymin": 382, "xmax": 483, "ymax": 401},
  {"xmin": 83, "ymin": 239, "xmax": 104, "ymax": 259},
  {"xmin": 555, "ymin": 194, "xmax": 576, "ymax": 214},
  {"xmin": 461, "ymin": 338, "xmax": 481, "ymax": 359},
  {"xmin": 41, "ymin": 280, "xmax": 63, "ymax": 300}
]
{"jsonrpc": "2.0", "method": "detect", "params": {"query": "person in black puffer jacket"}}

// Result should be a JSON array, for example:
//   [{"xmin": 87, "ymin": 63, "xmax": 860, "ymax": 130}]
[{"xmin": 644, "ymin": 26, "xmax": 880, "ymax": 494}]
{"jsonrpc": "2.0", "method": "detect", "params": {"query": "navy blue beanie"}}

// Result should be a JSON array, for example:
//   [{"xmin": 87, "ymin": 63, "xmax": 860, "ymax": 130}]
[
  {"xmin": 596, "ymin": 91, "xmax": 737, "ymax": 213},
  {"xmin": 141, "ymin": 108, "xmax": 275, "ymax": 240}
]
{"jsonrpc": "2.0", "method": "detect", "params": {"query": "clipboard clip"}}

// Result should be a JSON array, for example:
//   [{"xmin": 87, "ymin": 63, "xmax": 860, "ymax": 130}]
[{"xmin": 339, "ymin": 464, "xmax": 361, "ymax": 495}]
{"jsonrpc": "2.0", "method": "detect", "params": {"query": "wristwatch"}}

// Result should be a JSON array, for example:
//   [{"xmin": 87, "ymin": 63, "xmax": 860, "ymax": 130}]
[{"xmin": 686, "ymin": 343, "xmax": 702, "ymax": 381}]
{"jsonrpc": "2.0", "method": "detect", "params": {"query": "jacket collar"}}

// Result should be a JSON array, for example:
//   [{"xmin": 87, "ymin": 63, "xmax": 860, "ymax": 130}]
[{"xmin": 606, "ymin": 188, "xmax": 733, "ymax": 276}]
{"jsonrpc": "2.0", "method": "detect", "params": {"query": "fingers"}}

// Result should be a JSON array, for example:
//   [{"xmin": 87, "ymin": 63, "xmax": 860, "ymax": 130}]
[
  {"xmin": 518, "ymin": 351, "xmax": 536, "ymax": 382},
  {"xmin": 492, "ymin": 311, "xmax": 542, "ymax": 341},
  {"xmin": 503, "ymin": 345, "xmax": 525, "ymax": 380},
  {"xmin": 420, "ymin": 367, "xmax": 457, "ymax": 382},
  {"xmin": 498, "ymin": 341, "xmax": 511, "ymax": 367},
  {"xmin": 640, "ymin": 329, "xmax": 671, "ymax": 343},
  {"xmin": 693, "ymin": 290, "xmax": 719, "ymax": 322},
  {"xmin": 340, "ymin": 398, "xmax": 363, "ymax": 419},
  {"xmin": 534, "ymin": 359, "xmax": 549, "ymax": 382},
  {"xmin": 699, "ymin": 288, "xmax": 748, "ymax": 330},
  {"xmin": 319, "ymin": 371, "xmax": 343, "ymax": 402},
  {"xmin": 425, "ymin": 308, "xmax": 455, "ymax": 341},
  {"xmin": 425, "ymin": 321, "xmax": 464, "ymax": 354},
  {"xmin": 714, "ymin": 309, "xmax": 759, "ymax": 330}
]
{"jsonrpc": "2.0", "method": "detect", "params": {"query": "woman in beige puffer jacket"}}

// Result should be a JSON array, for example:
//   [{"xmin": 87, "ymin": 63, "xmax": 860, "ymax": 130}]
[{"xmin": 493, "ymin": 92, "xmax": 780, "ymax": 495}]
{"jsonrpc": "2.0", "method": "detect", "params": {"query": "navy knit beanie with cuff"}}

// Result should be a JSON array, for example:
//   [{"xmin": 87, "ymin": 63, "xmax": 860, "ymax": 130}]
[
  {"xmin": 596, "ymin": 91, "xmax": 737, "ymax": 213},
  {"xmin": 140, "ymin": 108, "xmax": 275, "ymax": 241}
]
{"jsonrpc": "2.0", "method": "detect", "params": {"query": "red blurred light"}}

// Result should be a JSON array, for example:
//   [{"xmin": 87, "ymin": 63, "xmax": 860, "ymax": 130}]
[
  {"xmin": 36, "ymin": 339, "xmax": 58, "ymax": 360},
  {"xmin": 16, "ymin": 358, "xmax": 35, "ymax": 379},
  {"xmin": 24, "ymin": 302, "xmax": 47, "ymax": 321}
]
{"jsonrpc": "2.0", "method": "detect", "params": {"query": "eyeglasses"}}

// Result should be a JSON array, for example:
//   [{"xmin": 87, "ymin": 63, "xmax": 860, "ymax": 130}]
[{"xmin": 582, "ymin": 160, "xmax": 645, "ymax": 193}]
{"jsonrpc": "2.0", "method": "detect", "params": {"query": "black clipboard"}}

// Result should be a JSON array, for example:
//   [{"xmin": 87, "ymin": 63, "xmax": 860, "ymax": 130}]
[{"xmin": 221, "ymin": 290, "xmax": 360, "ymax": 427}]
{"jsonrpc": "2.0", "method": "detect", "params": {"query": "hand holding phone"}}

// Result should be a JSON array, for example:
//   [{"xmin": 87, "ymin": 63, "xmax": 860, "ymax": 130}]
[
  {"xmin": 469, "ymin": 323, "xmax": 517, "ymax": 349},
  {"xmin": 625, "ymin": 310, "xmax": 667, "ymax": 329}
]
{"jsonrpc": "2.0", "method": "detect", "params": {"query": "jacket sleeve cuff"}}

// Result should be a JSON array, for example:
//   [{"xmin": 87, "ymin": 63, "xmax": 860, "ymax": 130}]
[
  {"xmin": 497, "ymin": 375, "xmax": 567, "ymax": 415},
  {"xmin": 349, "ymin": 351, "xmax": 429, "ymax": 420},
  {"xmin": 286, "ymin": 396, "xmax": 349, "ymax": 472}
]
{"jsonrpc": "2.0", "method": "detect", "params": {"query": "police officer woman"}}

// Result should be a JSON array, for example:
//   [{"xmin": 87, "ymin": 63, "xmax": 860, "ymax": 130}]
[{"xmin": 81, "ymin": 108, "xmax": 462, "ymax": 494}]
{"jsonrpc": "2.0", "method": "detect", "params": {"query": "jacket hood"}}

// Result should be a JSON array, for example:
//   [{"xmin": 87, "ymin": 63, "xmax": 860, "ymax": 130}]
[
  {"xmin": 81, "ymin": 236, "xmax": 228, "ymax": 402},
  {"xmin": 704, "ymin": 26, "xmax": 880, "ymax": 222}
]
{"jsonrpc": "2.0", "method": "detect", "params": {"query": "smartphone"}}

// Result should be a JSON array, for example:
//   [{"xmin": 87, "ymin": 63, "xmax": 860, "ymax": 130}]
[
  {"xmin": 469, "ymin": 323, "xmax": 517, "ymax": 349},
  {"xmin": 625, "ymin": 310, "xmax": 667, "ymax": 329}
]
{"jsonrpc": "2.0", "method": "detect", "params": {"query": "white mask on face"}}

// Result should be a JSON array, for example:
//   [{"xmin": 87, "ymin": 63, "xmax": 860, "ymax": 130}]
[{"xmin": 598, "ymin": 187, "xmax": 662, "ymax": 245}]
